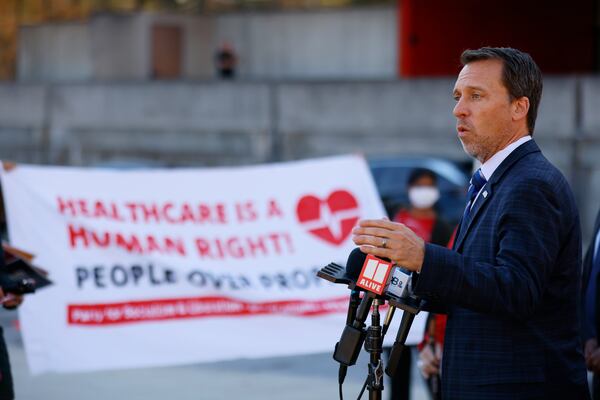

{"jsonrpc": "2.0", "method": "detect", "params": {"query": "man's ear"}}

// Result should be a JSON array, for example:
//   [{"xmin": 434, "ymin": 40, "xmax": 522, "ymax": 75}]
[{"xmin": 513, "ymin": 96, "xmax": 530, "ymax": 123}]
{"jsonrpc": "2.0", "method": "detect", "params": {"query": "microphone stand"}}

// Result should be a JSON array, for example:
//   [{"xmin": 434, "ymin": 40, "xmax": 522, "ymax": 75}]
[
  {"xmin": 364, "ymin": 298, "xmax": 384, "ymax": 400},
  {"xmin": 315, "ymin": 258, "xmax": 422, "ymax": 400}
]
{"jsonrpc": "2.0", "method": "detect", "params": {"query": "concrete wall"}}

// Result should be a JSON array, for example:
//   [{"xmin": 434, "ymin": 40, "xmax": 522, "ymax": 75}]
[
  {"xmin": 277, "ymin": 79, "xmax": 460, "ymax": 160},
  {"xmin": 18, "ymin": 22, "xmax": 93, "ymax": 82},
  {"xmin": 17, "ymin": 6, "xmax": 396, "ymax": 82},
  {"xmin": 47, "ymin": 82, "xmax": 272, "ymax": 165},
  {"xmin": 215, "ymin": 6, "xmax": 397, "ymax": 79},
  {"xmin": 90, "ymin": 13, "xmax": 216, "ymax": 80},
  {"xmin": 89, "ymin": 14, "xmax": 149, "ymax": 80},
  {"xmin": 0, "ymin": 85, "xmax": 48, "ymax": 163},
  {"xmin": 18, "ymin": 13, "xmax": 214, "ymax": 82},
  {"xmin": 0, "ymin": 78, "xmax": 599, "ymax": 236}
]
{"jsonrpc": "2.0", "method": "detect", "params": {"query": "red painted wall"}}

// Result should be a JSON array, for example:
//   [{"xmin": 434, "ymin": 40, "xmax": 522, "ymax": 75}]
[{"xmin": 399, "ymin": 0, "xmax": 596, "ymax": 76}]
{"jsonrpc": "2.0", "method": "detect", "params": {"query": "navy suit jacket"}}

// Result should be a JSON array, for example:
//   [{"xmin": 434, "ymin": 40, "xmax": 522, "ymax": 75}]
[{"xmin": 414, "ymin": 140, "xmax": 589, "ymax": 398}]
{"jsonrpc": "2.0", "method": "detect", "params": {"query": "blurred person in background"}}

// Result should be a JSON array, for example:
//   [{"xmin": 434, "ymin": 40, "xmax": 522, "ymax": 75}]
[
  {"xmin": 416, "ymin": 228, "xmax": 457, "ymax": 400},
  {"xmin": 582, "ymin": 207, "xmax": 600, "ymax": 399},
  {"xmin": 387, "ymin": 168, "xmax": 453, "ymax": 400},
  {"xmin": 393, "ymin": 168, "xmax": 453, "ymax": 249},
  {"xmin": 215, "ymin": 42, "xmax": 238, "ymax": 79}
]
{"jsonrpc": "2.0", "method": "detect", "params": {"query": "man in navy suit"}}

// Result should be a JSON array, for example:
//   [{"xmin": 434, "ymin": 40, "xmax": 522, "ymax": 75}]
[{"xmin": 353, "ymin": 47, "xmax": 589, "ymax": 399}]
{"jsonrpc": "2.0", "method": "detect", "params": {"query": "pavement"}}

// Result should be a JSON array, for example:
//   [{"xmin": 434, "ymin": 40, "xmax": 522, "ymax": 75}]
[{"xmin": 1, "ymin": 309, "xmax": 429, "ymax": 400}]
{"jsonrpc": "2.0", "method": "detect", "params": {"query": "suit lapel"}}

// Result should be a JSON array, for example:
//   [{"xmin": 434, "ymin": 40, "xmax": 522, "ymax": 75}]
[
  {"xmin": 454, "ymin": 184, "xmax": 493, "ymax": 250},
  {"xmin": 454, "ymin": 139, "xmax": 541, "ymax": 252},
  {"xmin": 583, "ymin": 211, "xmax": 600, "ymax": 286}
]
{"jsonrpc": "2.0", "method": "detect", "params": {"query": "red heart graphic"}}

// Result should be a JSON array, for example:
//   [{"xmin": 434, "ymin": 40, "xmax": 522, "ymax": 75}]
[{"xmin": 296, "ymin": 190, "xmax": 360, "ymax": 246}]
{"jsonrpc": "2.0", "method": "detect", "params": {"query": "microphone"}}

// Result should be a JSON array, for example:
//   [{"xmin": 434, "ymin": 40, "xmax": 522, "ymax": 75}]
[
  {"xmin": 331, "ymin": 249, "xmax": 414, "ymax": 367},
  {"xmin": 316, "ymin": 248, "xmax": 423, "ymax": 370},
  {"xmin": 384, "ymin": 267, "xmax": 422, "ymax": 377},
  {"xmin": 348, "ymin": 250, "xmax": 422, "ymax": 368},
  {"xmin": 332, "ymin": 249, "xmax": 376, "ymax": 367},
  {"xmin": 317, "ymin": 248, "xmax": 411, "ymax": 298},
  {"xmin": 385, "ymin": 308, "xmax": 417, "ymax": 377},
  {"xmin": 317, "ymin": 249, "xmax": 368, "ymax": 386},
  {"xmin": 320, "ymin": 248, "xmax": 416, "ymax": 308}
]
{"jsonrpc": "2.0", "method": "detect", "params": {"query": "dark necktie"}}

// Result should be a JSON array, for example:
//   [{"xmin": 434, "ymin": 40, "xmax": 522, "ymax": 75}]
[{"xmin": 462, "ymin": 168, "xmax": 487, "ymax": 221}]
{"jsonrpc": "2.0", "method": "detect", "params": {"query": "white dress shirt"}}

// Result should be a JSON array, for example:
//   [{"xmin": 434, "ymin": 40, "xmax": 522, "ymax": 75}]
[{"xmin": 471, "ymin": 135, "xmax": 532, "ymax": 207}]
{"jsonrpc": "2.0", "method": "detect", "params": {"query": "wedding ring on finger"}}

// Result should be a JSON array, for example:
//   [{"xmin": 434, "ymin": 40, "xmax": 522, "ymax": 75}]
[{"xmin": 381, "ymin": 238, "xmax": 387, "ymax": 248}]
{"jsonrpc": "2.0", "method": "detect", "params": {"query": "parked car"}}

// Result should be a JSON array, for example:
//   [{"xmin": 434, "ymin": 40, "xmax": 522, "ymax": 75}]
[{"xmin": 369, "ymin": 157, "xmax": 471, "ymax": 226}]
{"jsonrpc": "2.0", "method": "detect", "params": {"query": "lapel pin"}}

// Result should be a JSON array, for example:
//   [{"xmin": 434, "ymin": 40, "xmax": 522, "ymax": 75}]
[{"xmin": 483, "ymin": 191, "xmax": 488, "ymax": 198}]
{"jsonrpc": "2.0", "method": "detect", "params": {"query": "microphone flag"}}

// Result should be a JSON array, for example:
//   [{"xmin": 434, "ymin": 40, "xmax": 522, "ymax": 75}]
[{"xmin": 356, "ymin": 254, "xmax": 393, "ymax": 296}]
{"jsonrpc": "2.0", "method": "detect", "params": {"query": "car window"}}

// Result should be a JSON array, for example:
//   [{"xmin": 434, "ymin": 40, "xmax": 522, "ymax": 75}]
[{"xmin": 369, "ymin": 159, "xmax": 469, "ymax": 225}]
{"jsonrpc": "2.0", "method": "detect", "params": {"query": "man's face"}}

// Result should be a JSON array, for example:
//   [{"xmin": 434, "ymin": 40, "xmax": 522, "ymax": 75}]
[{"xmin": 452, "ymin": 59, "xmax": 516, "ymax": 163}]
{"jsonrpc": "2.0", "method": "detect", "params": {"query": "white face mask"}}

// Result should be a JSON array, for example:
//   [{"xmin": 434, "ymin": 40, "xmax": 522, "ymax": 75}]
[{"xmin": 408, "ymin": 186, "xmax": 440, "ymax": 209}]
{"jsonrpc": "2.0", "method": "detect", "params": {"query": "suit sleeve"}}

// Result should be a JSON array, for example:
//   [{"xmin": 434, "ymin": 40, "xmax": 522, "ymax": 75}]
[
  {"xmin": 420, "ymin": 298, "xmax": 449, "ymax": 314},
  {"xmin": 413, "ymin": 179, "xmax": 572, "ymax": 320}
]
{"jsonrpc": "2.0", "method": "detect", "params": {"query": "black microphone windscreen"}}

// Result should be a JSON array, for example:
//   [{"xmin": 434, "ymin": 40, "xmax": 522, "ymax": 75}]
[
  {"xmin": 345, "ymin": 248, "xmax": 367, "ymax": 280},
  {"xmin": 345, "ymin": 247, "xmax": 393, "ymax": 281}
]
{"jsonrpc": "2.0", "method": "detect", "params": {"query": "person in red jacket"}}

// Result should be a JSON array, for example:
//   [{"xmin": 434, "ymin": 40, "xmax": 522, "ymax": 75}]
[
  {"xmin": 388, "ymin": 168, "xmax": 453, "ymax": 400},
  {"xmin": 417, "ymin": 231, "xmax": 456, "ymax": 400}
]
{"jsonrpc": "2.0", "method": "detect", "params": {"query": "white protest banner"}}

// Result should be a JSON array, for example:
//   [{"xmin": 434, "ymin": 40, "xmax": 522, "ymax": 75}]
[{"xmin": 0, "ymin": 155, "xmax": 426, "ymax": 374}]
